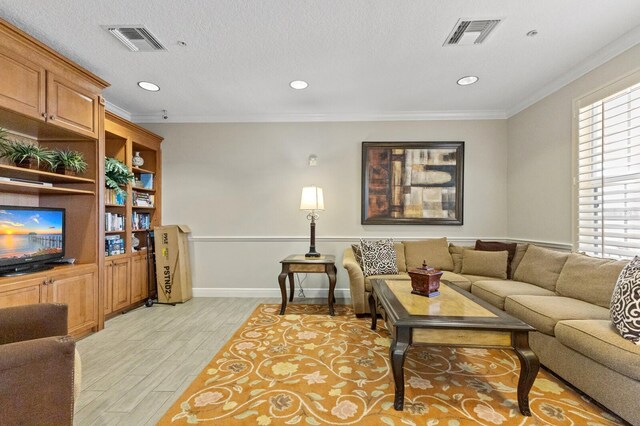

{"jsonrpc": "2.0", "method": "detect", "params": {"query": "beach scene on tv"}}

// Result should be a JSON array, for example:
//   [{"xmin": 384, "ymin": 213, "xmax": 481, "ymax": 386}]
[{"xmin": 0, "ymin": 209, "xmax": 63, "ymax": 261}]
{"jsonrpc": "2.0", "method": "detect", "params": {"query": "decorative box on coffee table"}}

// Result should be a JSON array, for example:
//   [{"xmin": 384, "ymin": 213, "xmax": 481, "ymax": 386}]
[{"xmin": 408, "ymin": 261, "xmax": 443, "ymax": 297}]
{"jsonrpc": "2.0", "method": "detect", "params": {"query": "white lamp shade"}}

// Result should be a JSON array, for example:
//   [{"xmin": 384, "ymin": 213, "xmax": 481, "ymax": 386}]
[{"xmin": 300, "ymin": 186, "xmax": 324, "ymax": 210}]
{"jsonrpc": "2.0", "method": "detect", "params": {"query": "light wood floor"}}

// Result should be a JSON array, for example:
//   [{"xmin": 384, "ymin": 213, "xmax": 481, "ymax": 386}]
[{"xmin": 73, "ymin": 297, "xmax": 347, "ymax": 425}]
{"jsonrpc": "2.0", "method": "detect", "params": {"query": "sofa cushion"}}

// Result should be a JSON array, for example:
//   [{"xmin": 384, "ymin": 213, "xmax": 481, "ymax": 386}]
[
  {"xmin": 556, "ymin": 253, "xmax": 628, "ymax": 308},
  {"xmin": 364, "ymin": 274, "xmax": 410, "ymax": 292},
  {"xmin": 510, "ymin": 244, "xmax": 529, "ymax": 278},
  {"xmin": 504, "ymin": 295, "xmax": 610, "ymax": 336},
  {"xmin": 471, "ymin": 280, "xmax": 555, "ymax": 310},
  {"xmin": 610, "ymin": 256, "xmax": 640, "ymax": 345},
  {"xmin": 441, "ymin": 271, "xmax": 472, "ymax": 292},
  {"xmin": 449, "ymin": 244, "xmax": 474, "ymax": 274},
  {"xmin": 403, "ymin": 238, "xmax": 454, "ymax": 271},
  {"xmin": 461, "ymin": 249, "xmax": 508, "ymax": 280},
  {"xmin": 355, "ymin": 242, "xmax": 407, "ymax": 273},
  {"xmin": 475, "ymin": 240, "xmax": 517, "ymax": 278},
  {"xmin": 359, "ymin": 239, "xmax": 398, "ymax": 277},
  {"xmin": 555, "ymin": 320, "xmax": 640, "ymax": 380},
  {"xmin": 512, "ymin": 245, "xmax": 569, "ymax": 291}
]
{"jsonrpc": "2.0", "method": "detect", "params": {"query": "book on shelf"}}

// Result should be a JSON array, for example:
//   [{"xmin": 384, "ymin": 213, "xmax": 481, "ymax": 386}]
[
  {"xmin": 105, "ymin": 212, "xmax": 125, "ymax": 232},
  {"xmin": 105, "ymin": 234, "xmax": 125, "ymax": 256},
  {"xmin": 138, "ymin": 173, "xmax": 154, "ymax": 190},
  {"xmin": 132, "ymin": 211, "xmax": 151, "ymax": 231},
  {"xmin": 132, "ymin": 191, "xmax": 154, "ymax": 207},
  {"xmin": 105, "ymin": 188, "xmax": 125, "ymax": 205}
]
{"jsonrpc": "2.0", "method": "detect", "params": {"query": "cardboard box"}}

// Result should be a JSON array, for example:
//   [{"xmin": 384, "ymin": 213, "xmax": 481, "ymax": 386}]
[{"xmin": 154, "ymin": 225, "xmax": 192, "ymax": 303}]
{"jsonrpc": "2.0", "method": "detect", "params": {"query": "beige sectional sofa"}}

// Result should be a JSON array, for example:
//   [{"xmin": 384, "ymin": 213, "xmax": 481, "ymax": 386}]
[{"xmin": 342, "ymin": 239, "xmax": 640, "ymax": 425}]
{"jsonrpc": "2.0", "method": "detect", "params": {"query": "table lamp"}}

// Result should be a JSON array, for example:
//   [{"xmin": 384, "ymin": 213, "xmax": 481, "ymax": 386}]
[{"xmin": 300, "ymin": 186, "xmax": 324, "ymax": 257}]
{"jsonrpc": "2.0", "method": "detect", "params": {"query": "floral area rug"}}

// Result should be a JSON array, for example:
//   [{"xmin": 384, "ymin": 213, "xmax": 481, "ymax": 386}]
[{"xmin": 158, "ymin": 304, "xmax": 624, "ymax": 425}]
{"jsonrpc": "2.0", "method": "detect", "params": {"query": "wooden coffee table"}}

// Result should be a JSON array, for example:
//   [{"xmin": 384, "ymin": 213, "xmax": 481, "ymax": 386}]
[{"xmin": 369, "ymin": 279, "xmax": 539, "ymax": 416}]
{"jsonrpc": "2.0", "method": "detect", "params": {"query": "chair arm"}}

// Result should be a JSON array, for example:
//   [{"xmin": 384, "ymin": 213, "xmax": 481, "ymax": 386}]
[
  {"xmin": 0, "ymin": 336, "xmax": 75, "ymax": 425},
  {"xmin": 342, "ymin": 247, "xmax": 367, "ymax": 314},
  {"xmin": 0, "ymin": 303, "xmax": 68, "ymax": 345}
]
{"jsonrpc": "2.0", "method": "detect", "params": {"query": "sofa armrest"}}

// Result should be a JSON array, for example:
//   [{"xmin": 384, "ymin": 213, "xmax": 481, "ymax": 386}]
[
  {"xmin": 342, "ymin": 247, "xmax": 367, "ymax": 314},
  {"xmin": 0, "ymin": 336, "xmax": 76, "ymax": 425},
  {"xmin": 0, "ymin": 303, "xmax": 68, "ymax": 345}
]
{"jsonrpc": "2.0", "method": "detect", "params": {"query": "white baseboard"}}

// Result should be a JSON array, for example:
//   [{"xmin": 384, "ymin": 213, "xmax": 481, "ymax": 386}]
[{"xmin": 192, "ymin": 287, "xmax": 351, "ymax": 299}]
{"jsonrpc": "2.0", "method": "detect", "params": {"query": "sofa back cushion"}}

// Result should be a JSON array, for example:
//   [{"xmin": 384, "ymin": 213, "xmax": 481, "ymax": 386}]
[
  {"xmin": 556, "ymin": 253, "xmax": 628, "ymax": 308},
  {"xmin": 403, "ymin": 238, "xmax": 454, "ymax": 271},
  {"xmin": 511, "ymin": 244, "xmax": 529, "ymax": 277},
  {"xmin": 449, "ymin": 244, "xmax": 474, "ymax": 273},
  {"xmin": 475, "ymin": 240, "xmax": 517, "ymax": 278},
  {"xmin": 512, "ymin": 245, "xmax": 569, "ymax": 291},
  {"xmin": 461, "ymin": 249, "xmax": 508, "ymax": 280}
]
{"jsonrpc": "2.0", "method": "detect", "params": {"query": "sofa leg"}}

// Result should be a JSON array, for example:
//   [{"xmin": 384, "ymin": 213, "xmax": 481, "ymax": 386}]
[{"xmin": 355, "ymin": 313, "xmax": 370, "ymax": 318}]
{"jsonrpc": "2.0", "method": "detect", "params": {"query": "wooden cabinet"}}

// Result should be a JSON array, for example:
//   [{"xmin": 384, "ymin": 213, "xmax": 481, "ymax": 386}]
[
  {"xmin": 46, "ymin": 71, "xmax": 100, "ymax": 138},
  {"xmin": 111, "ymin": 258, "xmax": 131, "ymax": 311},
  {"xmin": 0, "ymin": 265, "xmax": 98, "ymax": 335},
  {"xmin": 131, "ymin": 253, "xmax": 148, "ymax": 303},
  {"xmin": 103, "ymin": 260, "xmax": 113, "ymax": 315},
  {"xmin": 0, "ymin": 277, "xmax": 44, "ymax": 308},
  {"xmin": 0, "ymin": 45, "xmax": 46, "ymax": 120}
]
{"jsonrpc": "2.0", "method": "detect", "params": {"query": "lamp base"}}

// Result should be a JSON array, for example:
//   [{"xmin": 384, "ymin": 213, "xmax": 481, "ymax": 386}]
[{"xmin": 305, "ymin": 250, "xmax": 321, "ymax": 258}]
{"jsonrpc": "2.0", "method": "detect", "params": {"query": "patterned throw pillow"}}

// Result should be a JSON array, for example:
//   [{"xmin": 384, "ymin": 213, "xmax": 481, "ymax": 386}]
[
  {"xmin": 610, "ymin": 256, "xmax": 640, "ymax": 345},
  {"xmin": 359, "ymin": 239, "xmax": 398, "ymax": 277}
]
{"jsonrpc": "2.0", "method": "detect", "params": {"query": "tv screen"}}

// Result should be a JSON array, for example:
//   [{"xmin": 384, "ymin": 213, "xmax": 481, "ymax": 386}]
[{"xmin": 0, "ymin": 206, "xmax": 65, "ymax": 270}]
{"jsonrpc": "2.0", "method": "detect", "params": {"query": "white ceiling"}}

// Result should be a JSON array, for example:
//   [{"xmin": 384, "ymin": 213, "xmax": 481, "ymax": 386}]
[{"xmin": 1, "ymin": 1, "xmax": 639, "ymax": 123}]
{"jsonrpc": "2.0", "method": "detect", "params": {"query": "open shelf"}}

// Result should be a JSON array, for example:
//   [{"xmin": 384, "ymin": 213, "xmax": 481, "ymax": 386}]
[
  {"xmin": 105, "ymin": 203, "xmax": 125, "ymax": 208},
  {"xmin": 132, "ymin": 205, "xmax": 155, "ymax": 210},
  {"xmin": 0, "ymin": 164, "xmax": 96, "ymax": 184},
  {"xmin": 105, "ymin": 230, "xmax": 125, "ymax": 234},
  {"xmin": 131, "ymin": 186, "xmax": 155, "ymax": 193},
  {"xmin": 132, "ymin": 166, "xmax": 154, "ymax": 174},
  {"xmin": 0, "ymin": 181, "xmax": 95, "ymax": 195},
  {"xmin": 132, "ymin": 228, "xmax": 151, "ymax": 232}
]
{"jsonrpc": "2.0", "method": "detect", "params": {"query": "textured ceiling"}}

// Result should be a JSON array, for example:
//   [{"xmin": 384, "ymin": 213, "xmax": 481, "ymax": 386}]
[{"xmin": 1, "ymin": 1, "xmax": 639, "ymax": 122}]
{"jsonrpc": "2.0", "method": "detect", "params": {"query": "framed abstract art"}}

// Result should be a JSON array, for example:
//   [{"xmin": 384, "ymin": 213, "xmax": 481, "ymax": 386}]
[{"xmin": 361, "ymin": 141, "xmax": 464, "ymax": 225}]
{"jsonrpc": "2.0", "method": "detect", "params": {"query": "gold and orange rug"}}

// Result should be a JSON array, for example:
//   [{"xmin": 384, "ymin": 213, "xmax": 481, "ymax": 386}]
[{"xmin": 158, "ymin": 304, "xmax": 623, "ymax": 425}]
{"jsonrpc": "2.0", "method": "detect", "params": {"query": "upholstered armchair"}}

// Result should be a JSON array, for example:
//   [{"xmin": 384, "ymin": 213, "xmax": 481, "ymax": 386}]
[{"xmin": 0, "ymin": 303, "xmax": 79, "ymax": 425}]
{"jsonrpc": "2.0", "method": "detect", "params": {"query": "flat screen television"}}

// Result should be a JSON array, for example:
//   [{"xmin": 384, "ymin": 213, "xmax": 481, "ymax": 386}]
[{"xmin": 0, "ymin": 206, "xmax": 65, "ymax": 276}]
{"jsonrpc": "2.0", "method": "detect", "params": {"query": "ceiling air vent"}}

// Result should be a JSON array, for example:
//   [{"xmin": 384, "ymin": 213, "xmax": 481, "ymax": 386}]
[
  {"xmin": 104, "ymin": 25, "xmax": 166, "ymax": 52},
  {"xmin": 444, "ymin": 19, "xmax": 501, "ymax": 46}
]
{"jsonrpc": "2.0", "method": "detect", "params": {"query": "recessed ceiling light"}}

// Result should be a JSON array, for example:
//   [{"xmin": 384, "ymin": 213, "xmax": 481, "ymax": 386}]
[
  {"xmin": 137, "ymin": 81, "xmax": 160, "ymax": 92},
  {"xmin": 290, "ymin": 80, "xmax": 308, "ymax": 90},
  {"xmin": 526, "ymin": 30, "xmax": 538, "ymax": 37},
  {"xmin": 457, "ymin": 76, "xmax": 479, "ymax": 86}
]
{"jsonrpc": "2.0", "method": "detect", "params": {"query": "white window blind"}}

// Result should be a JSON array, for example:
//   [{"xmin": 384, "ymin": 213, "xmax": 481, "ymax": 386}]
[{"xmin": 577, "ymin": 80, "xmax": 640, "ymax": 259}]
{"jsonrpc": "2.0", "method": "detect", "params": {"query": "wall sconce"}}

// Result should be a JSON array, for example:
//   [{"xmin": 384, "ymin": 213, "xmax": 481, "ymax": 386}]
[{"xmin": 308, "ymin": 154, "xmax": 318, "ymax": 167}]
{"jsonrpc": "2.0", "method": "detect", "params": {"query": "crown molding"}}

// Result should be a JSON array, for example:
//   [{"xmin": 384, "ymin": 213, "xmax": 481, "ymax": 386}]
[
  {"xmin": 104, "ymin": 100, "xmax": 132, "ymax": 122},
  {"xmin": 131, "ymin": 109, "xmax": 508, "ymax": 124},
  {"xmin": 507, "ymin": 26, "xmax": 640, "ymax": 118}
]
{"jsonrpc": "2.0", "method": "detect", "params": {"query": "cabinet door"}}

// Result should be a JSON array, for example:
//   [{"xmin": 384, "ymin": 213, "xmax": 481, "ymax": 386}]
[
  {"xmin": 46, "ymin": 71, "xmax": 99, "ymax": 138},
  {"xmin": 103, "ymin": 261, "xmax": 113, "ymax": 315},
  {"xmin": 0, "ymin": 45, "xmax": 46, "ymax": 120},
  {"xmin": 0, "ymin": 277, "xmax": 45, "ymax": 308},
  {"xmin": 45, "ymin": 268, "xmax": 97, "ymax": 335},
  {"xmin": 130, "ymin": 254, "xmax": 148, "ymax": 303},
  {"xmin": 111, "ymin": 258, "xmax": 131, "ymax": 311}
]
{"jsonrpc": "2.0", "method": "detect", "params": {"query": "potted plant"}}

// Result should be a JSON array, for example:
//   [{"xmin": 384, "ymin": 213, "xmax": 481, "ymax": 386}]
[
  {"xmin": 52, "ymin": 149, "xmax": 88, "ymax": 176},
  {"xmin": 105, "ymin": 157, "xmax": 134, "ymax": 197},
  {"xmin": 0, "ymin": 139, "xmax": 56, "ymax": 170}
]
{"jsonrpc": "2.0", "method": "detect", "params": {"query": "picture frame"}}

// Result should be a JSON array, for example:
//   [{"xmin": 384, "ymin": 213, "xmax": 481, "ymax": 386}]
[{"xmin": 361, "ymin": 141, "xmax": 464, "ymax": 225}]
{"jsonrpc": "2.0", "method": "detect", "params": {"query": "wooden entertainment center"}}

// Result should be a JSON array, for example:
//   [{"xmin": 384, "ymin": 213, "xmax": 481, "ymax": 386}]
[{"xmin": 0, "ymin": 18, "xmax": 162, "ymax": 335}]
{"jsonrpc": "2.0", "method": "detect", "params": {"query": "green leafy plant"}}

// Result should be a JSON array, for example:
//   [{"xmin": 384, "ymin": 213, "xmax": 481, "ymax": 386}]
[
  {"xmin": 105, "ymin": 157, "xmax": 134, "ymax": 197},
  {"xmin": 0, "ymin": 139, "xmax": 56, "ymax": 169},
  {"xmin": 52, "ymin": 149, "xmax": 88, "ymax": 174}
]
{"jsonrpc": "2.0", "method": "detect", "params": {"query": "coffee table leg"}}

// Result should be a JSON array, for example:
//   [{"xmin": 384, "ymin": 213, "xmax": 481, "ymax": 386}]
[
  {"xmin": 278, "ymin": 271, "xmax": 288, "ymax": 315},
  {"xmin": 513, "ymin": 331, "xmax": 539, "ymax": 416},
  {"xmin": 369, "ymin": 293, "xmax": 377, "ymax": 330},
  {"xmin": 391, "ymin": 328, "xmax": 410, "ymax": 410}
]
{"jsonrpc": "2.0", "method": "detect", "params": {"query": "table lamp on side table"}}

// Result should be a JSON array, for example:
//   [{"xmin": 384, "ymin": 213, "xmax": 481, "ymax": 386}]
[{"xmin": 300, "ymin": 186, "xmax": 324, "ymax": 258}]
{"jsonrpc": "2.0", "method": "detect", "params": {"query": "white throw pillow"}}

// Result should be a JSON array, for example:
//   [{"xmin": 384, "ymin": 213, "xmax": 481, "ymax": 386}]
[
  {"xmin": 610, "ymin": 256, "xmax": 640, "ymax": 345},
  {"xmin": 359, "ymin": 239, "xmax": 398, "ymax": 277}
]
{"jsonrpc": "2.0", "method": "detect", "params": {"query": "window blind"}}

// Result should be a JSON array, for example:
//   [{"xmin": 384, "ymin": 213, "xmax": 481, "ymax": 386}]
[{"xmin": 577, "ymin": 81, "xmax": 640, "ymax": 259}]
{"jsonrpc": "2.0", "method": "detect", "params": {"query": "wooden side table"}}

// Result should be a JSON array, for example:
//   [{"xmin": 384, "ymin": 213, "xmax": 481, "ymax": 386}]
[{"xmin": 278, "ymin": 254, "xmax": 337, "ymax": 316}]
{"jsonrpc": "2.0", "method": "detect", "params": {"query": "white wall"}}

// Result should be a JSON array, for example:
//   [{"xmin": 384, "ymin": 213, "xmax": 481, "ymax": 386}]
[
  {"xmin": 144, "ymin": 120, "xmax": 508, "ymax": 296},
  {"xmin": 507, "ymin": 44, "xmax": 640, "ymax": 245}
]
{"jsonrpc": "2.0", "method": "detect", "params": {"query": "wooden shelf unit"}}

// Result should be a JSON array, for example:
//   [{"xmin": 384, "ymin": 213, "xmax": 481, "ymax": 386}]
[
  {"xmin": 103, "ymin": 111, "xmax": 162, "ymax": 318},
  {"xmin": 0, "ymin": 17, "xmax": 108, "ymax": 336}
]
